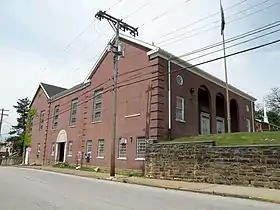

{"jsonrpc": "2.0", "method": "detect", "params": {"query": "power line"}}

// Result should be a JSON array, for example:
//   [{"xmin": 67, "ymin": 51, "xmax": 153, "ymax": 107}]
[
  {"xmin": 155, "ymin": 0, "xmax": 248, "ymax": 42},
  {"xmin": 186, "ymin": 26, "xmax": 280, "ymax": 62},
  {"xmin": 159, "ymin": 0, "xmax": 277, "ymax": 46},
  {"xmin": 138, "ymin": 0, "xmax": 192, "ymax": 28},
  {"xmin": 122, "ymin": 3, "xmax": 149, "ymax": 21},
  {"xmin": 30, "ymin": 37, "xmax": 280, "ymax": 129},
  {"xmin": 112, "ymin": 16, "xmax": 280, "ymax": 64},
  {"xmin": 175, "ymin": 20, "xmax": 280, "ymax": 58},
  {"xmin": 63, "ymin": 0, "xmax": 124, "ymax": 52},
  {"xmin": 117, "ymin": 37, "xmax": 280, "ymax": 90}
]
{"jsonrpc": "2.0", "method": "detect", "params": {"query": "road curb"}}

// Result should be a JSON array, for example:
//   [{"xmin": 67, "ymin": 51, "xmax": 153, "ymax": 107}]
[{"xmin": 14, "ymin": 166, "xmax": 280, "ymax": 205}]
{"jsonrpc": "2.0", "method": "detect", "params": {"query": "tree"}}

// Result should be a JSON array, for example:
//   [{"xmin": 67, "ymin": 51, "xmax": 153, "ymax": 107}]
[
  {"xmin": 254, "ymin": 108, "xmax": 280, "ymax": 127},
  {"xmin": 266, "ymin": 87, "xmax": 280, "ymax": 114},
  {"xmin": 9, "ymin": 97, "xmax": 31, "ymax": 155},
  {"xmin": 21, "ymin": 108, "xmax": 37, "ymax": 163}
]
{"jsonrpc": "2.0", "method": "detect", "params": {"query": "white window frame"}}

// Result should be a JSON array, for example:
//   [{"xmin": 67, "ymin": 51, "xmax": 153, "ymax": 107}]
[
  {"xmin": 97, "ymin": 139, "xmax": 105, "ymax": 158},
  {"xmin": 175, "ymin": 96, "xmax": 185, "ymax": 122},
  {"xmin": 51, "ymin": 143, "xmax": 55, "ymax": 156},
  {"xmin": 37, "ymin": 143, "xmax": 40, "ymax": 153},
  {"xmin": 86, "ymin": 140, "xmax": 92, "ymax": 158},
  {"xmin": 93, "ymin": 89, "xmax": 103, "ymax": 122},
  {"xmin": 136, "ymin": 136, "xmax": 146, "ymax": 160},
  {"xmin": 30, "ymin": 116, "xmax": 34, "ymax": 132},
  {"xmin": 68, "ymin": 141, "xmax": 73, "ymax": 157},
  {"xmin": 70, "ymin": 99, "xmax": 78, "ymax": 126},
  {"xmin": 246, "ymin": 118, "xmax": 251, "ymax": 132},
  {"xmin": 39, "ymin": 110, "xmax": 45, "ymax": 130},
  {"xmin": 118, "ymin": 138, "xmax": 127, "ymax": 159},
  {"xmin": 52, "ymin": 105, "xmax": 60, "ymax": 129}
]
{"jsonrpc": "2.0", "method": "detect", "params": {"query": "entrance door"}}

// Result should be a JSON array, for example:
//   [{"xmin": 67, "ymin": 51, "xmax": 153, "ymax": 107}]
[
  {"xmin": 216, "ymin": 117, "xmax": 225, "ymax": 134},
  {"xmin": 58, "ymin": 142, "xmax": 65, "ymax": 162},
  {"xmin": 200, "ymin": 112, "xmax": 210, "ymax": 135}
]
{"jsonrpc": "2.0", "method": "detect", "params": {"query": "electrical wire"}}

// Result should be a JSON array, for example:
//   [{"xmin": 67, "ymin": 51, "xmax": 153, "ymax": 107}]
[
  {"xmin": 186, "ymin": 26, "xmax": 280, "ymax": 62},
  {"xmin": 30, "ymin": 37, "xmax": 280, "ymax": 127},
  {"xmin": 63, "ymin": 0, "xmax": 124, "ymax": 52},
  {"xmin": 175, "ymin": 20, "xmax": 280, "ymax": 58},
  {"xmin": 138, "ymin": 0, "xmax": 192, "ymax": 28},
  {"xmin": 155, "ymin": 0, "xmax": 248, "ymax": 42},
  {"xmin": 158, "ymin": 0, "xmax": 276, "ymax": 46}
]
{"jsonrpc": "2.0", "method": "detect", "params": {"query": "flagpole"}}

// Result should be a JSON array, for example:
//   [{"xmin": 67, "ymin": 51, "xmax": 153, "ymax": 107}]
[{"xmin": 220, "ymin": 0, "xmax": 231, "ymax": 133}]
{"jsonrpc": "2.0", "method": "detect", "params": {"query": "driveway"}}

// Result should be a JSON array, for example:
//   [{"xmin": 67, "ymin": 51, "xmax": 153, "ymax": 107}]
[{"xmin": 0, "ymin": 167, "xmax": 279, "ymax": 210}]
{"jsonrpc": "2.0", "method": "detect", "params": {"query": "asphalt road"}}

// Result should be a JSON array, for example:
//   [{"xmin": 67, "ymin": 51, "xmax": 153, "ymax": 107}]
[{"xmin": 0, "ymin": 167, "xmax": 279, "ymax": 210}]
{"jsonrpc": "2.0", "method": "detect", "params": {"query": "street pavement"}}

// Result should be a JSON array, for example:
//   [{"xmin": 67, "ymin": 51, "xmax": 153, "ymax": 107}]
[{"xmin": 0, "ymin": 167, "xmax": 279, "ymax": 210}]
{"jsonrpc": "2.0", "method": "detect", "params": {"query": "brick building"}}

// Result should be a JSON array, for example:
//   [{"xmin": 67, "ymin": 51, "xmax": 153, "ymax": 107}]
[{"xmin": 29, "ymin": 34, "xmax": 256, "ymax": 169}]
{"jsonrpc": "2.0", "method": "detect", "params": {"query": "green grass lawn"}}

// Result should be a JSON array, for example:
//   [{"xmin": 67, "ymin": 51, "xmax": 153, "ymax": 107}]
[{"xmin": 173, "ymin": 131, "xmax": 280, "ymax": 146}]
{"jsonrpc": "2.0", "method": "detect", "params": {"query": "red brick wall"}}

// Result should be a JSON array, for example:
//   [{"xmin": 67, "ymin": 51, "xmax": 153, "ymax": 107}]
[{"xmin": 30, "ymin": 87, "xmax": 49, "ymax": 163}]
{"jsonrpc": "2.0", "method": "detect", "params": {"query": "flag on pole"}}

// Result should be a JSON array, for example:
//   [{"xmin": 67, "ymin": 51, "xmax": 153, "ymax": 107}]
[{"xmin": 220, "ymin": 1, "xmax": 225, "ymax": 35}]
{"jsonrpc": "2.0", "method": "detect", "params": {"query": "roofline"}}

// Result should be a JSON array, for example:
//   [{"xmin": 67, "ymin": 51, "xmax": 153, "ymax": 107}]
[
  {"xmin": 29, "ymin": 83, "xmax": 50, "ymax": 108},
  {"xmin": 83, "ymin": 33, "xmax": 158, "ymax": 83},
  {"xmin": 50, "ymin": 81, "xmax": 90, "ymax": 102},
  {"xmin": 148, "ymin": 48, "xmax": 257, "ymax": 102}
]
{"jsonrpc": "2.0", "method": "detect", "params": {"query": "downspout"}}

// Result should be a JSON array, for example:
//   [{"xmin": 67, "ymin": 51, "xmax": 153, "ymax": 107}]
[
  {"xmin": 168, "ymin": 56, "xmax": 172, "ymax": 141},
  {"xmin": 251, "ymin": 101, "xmax": 255, "ymax": 132}
]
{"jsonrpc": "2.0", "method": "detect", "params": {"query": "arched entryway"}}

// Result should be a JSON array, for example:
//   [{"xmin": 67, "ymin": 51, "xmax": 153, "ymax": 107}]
[
  {"xmin": 198, "ymin": 85, "xmax": 211, "ymax": 134},
  {"xmin": 216, "ymin": 93, "xmax": 226, "ymax": 134},
  {"xmin": 230, "ymin": 99, "xmax": 239, "ymax": 132},
  {"xmin": 55, "ymin": 129, "xmax": 67, "ymax": 163}
]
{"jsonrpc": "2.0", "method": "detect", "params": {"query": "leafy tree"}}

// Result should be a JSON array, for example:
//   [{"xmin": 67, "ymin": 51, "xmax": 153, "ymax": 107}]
[
  {"xmin": 266, "ymin": 87, "xmax": 280, "ymax": 114},
  {"xmin": 10, "ymin": 97, "xmax": 30, "ymax": 135},
  {"xmin": 20, "ymin": 108, "xmax": 37, "ymax": 163},
  {"xmin": 9, "ymin": 97, "xmax": 31, "ymax": 155},
  {"xmin": 254, "ymin": 108, "xmax": 280, "ymax": 127}
]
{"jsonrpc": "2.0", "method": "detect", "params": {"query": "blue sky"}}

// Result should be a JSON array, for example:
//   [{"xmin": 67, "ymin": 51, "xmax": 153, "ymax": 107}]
[{"xmin": 0, "ymin": 0, "xmax": 280, "ymax": 136}]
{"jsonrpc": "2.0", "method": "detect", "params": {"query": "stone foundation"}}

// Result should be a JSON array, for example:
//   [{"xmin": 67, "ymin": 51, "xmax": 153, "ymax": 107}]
[{"xmin": 145, "ymin": 141, "xmax": 280, "ymax": 189}]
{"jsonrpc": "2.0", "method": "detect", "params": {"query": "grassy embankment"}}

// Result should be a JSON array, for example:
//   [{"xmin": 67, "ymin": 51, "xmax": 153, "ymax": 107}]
[{"xmin": 173, "ymin": 131, "xmax": 280, "ymax": 146}]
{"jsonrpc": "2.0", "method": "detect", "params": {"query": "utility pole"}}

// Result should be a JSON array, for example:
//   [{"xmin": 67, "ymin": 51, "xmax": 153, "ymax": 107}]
[
  {"xmin": 0, "ymin": 108, "xmax": 9, "ymax": 140},
  {"xmin": 95, "ymin": 11, "xmax": 138, "ymax": 176}
]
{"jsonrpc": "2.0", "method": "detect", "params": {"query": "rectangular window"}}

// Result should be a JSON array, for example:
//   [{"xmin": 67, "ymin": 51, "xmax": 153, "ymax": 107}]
[
  {"xmin": 30, "ymin": 116, "xmax": 34, "ymax": 132},
  {"xmin": 68, "ymin": 141, "xmax": 73, "ymax": 157},
  {"xmin": 39, "ymin": 111, "xmax": 45, "ymax": 130},
  {"xmin": 86, "ymin": 140, "xmax": 92, "ymax": 157},
  {"xmin": 52, "ymin": 105, "xmax": 60, "ymax": 129},
  {"xmin": 37, "ymin": 143, "xmax": 40, "ymax": 153},
  {"xmin": 70, "ymin": 99, "xmax": 78, "ymax": 126},
  {"xmin": 93, "ymin": 89, "xmax": 103, "ymax": 122},
  {"xmin": 51, "ymin": 143, "xmax": 55, "ymax": 156},
  {"xmin": 136, "ymin": 136, "xmax": 146, "ymax": 159},
  {"xmin": 175, "ymin": 96, "xmax": 184, "ymax": 122},
  {"xmin": 246, "ymin": 118, "xmax": 251, "ymax": 132},
  {"xmin": 97, "ymin": 139, "xmax": 105, "ymax": 158},
  {"xmin": 118, "ymin": 138, "xmax": 127, "ymax": 159}
]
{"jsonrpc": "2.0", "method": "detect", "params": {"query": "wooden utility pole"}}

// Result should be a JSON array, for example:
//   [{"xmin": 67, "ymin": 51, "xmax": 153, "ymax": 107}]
[
  {"xmin": 0, "ymin": 108, "xmax": 9, "ymax": 140},
  {"xmin": 95, "ymin": 11, "xmax": 138, "ymax": 176}
]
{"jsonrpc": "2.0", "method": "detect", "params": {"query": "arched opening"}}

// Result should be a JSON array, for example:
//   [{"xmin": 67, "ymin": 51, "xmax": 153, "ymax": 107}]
[
  {"xmin": 230, "ymin": 99, "xmax": 239, "ymax": 132},
  {"xmin": 216, "ymin": 93, "xmax": 226, "ymax": 134},
  {"xmin": 198, "ymin": 85, "xmax": 211, "ymax": 134},
  {"xmin": 55, "ymin": 129, "xmax": 67, "ymax": 163}
]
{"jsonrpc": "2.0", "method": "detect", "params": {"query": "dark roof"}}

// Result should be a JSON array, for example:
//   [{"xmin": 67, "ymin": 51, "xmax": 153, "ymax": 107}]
[
  {"xmin": 51, "ymin": 82, "xmax": 88, "ymax": 100},
  {"xmin": 40, "ymin": 83, "xmax": 67, "ymax": 98}
]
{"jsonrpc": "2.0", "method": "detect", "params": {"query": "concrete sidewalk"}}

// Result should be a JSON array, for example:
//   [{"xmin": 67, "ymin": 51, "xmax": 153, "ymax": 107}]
[{"xmin": 16, "ymin": 165, "xmax": 280, "ymax": 204}]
